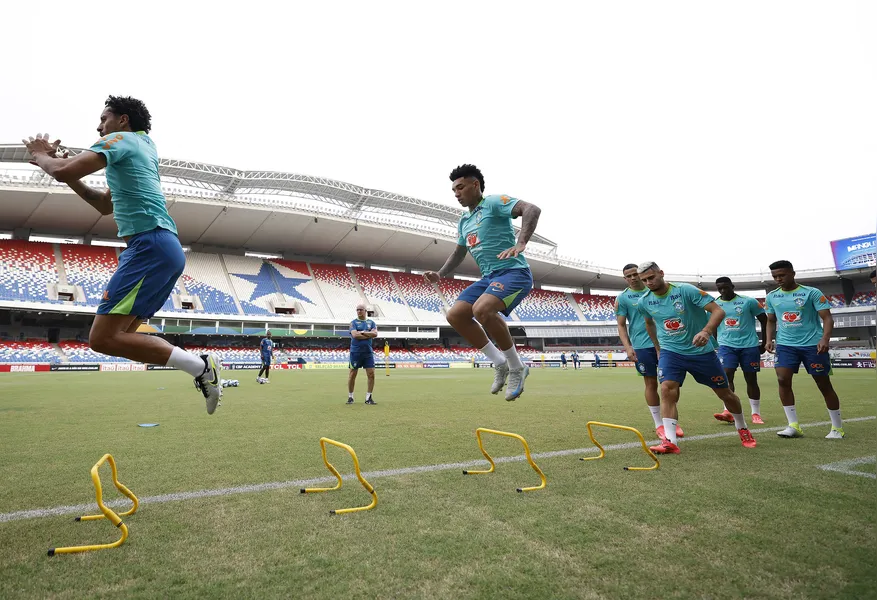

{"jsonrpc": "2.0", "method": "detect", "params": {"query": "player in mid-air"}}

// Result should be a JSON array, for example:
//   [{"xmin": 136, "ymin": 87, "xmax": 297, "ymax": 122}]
[
  {"xmin": 424, "ymin": 165, "xmax": 542, "ymax": 401},
  {"xmin": 636, "ymin": 262, "xmax": 757, "ymax": 454},
  {"xmin": 615, "ymin": 263, "xmax": 683, "ymax": 441},
  {"xmin": 764, "ymin": 260, "xmax": 844, "ymax": 439},
  {"xmin": 22, "ymin": 96, "xmax": 222, "ymax": 413},
  {"xmin": 712, "ymin": 277, "xmax": 768, "ymax": 424},
  {"xmin": 257, "ymin": 331, "xmax": 274, "ymax": 383},
  {"xmin": 348, "ymin": 303, "xmax": 378, "ymax": 405}
]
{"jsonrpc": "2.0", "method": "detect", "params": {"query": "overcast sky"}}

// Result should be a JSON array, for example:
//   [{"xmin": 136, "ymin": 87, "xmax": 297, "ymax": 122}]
[{"xmin": 3, "ymin": 1, "xmax": 875, "ymax": 275}]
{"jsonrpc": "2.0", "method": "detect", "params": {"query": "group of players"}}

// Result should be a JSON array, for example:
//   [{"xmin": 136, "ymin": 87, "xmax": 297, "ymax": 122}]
[{"xmin": 19, "ymin": 97, "xmax": 857, "ymax": 454}]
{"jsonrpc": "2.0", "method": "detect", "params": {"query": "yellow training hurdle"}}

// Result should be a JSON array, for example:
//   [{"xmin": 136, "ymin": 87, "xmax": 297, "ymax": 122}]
[
  {"xmin": 48, "ymin": 453, "xmax": 139, "ymax": 556},
  {"xmin": 300, "ymin": 438, "xmax": 378, "ymax": 515},
  {"xmin": 463, "ymin": 428, "xmax": 547, "ymax": 492},
  {"xmin": 580, "ymin": 421, "xmax": 660, "ymax": 471}
]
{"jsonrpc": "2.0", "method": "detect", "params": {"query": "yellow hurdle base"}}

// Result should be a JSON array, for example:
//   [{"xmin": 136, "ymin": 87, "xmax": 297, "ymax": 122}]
[{"xmin": 300, "ymin": 438, "xmax": 378, "ymax": 515}]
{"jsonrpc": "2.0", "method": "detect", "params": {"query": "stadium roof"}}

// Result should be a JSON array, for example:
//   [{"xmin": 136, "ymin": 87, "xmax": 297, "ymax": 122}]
[{"xmin": 0, "ymin": 144, "xmax": 864, "ymax": 291}]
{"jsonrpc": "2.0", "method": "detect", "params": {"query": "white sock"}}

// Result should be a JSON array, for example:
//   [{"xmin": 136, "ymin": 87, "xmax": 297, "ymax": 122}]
[
  {"xmin": 749, "ymin": 398, "xmax": 761, "ymax": 415},
  {"xmin": 662, "ymin": 418, "xmax": 678, "ymax": 444},
  {"xmin": 783, "ymin": 405, "xmax": 798, "ymax": 426},
  {"xmin": 648, "ymin": 406, "xmax": 662, "ymax": 428},
  {"xmin": 480, "ymin": 342, "xmax": 507, "ymax": 366},
  {"xmin": 167, "ymin": 347, "xmax": 208, "ymax": 378},
  {"xmin": 502, "ymin": 346, "xmax": 524, "ymax": 369},
  {"xmin": 828, "ymin": 408, "xmax": 843, "ymax": 429},
  {"xmin": 366, "ymin": 392, "xmax": 372, "ymax": 400},
  {"xmin": 348, "ymin": 392, "xmax": 354, "ymax": 399},
  {"xmin": 731, "ymin": 413, "xmax": 747, "ymax": 430}
]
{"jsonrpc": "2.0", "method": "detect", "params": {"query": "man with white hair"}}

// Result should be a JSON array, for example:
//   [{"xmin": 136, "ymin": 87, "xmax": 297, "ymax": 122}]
[
  {"xmin": 636, "ymin": 261, "xmax": 757, "ymax": 454},
  {"xmin": 348, "ymin": 303, "xmax": 378, "ymax": 405}
]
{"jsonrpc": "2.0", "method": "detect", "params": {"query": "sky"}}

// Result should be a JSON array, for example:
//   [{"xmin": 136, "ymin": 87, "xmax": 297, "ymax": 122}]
[{"xmin": 2, "ymin": 1, "xmax": 875, "ymax": 276}]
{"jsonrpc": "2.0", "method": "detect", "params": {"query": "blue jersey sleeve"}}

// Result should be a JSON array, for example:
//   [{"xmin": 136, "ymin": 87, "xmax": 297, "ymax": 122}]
[
  {"xmin": 484, "ymin": 194, "xmax": 520, "ymax": 218},
  {"xmin": 89, "ymin": 131, "xmax": 139, "ymax": 165},
  {"xmin": 457, "ymin": 220, "xmax": 465, "ymax": 246},
  {"xmin": 685, "ymin": 284, "xmax": 715, "ymax": 309},
  {"xmin": 810, "ymin": 288, "xmax": 832, "ymax": 311},
  {"xmin": 750, "ymin": 296, "xmax": 765, "ymax": 316},
  {"xmin": 614, "ymin": 295, "xmax": 627, "ymax": 318}
]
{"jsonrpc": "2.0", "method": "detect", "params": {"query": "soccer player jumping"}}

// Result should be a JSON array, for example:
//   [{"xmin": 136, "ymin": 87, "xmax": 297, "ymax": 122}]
[
  {"xmin": 713, "ymin": 277, "xmax": 768, "ymax": 424},
  {"xmin": 22, "ymin": 96, "xmax": 222, "ymax": 413},
  {"xmin": 764, "ymin": 260, "xmax": 844, "ymax": 439},
  {"xmin": 636, "ymin": 262, "xmax": 757, "ymax": 454},
  {"xmin": 424, "ymin": 165, "xmax": 541, "ymax": 401}
]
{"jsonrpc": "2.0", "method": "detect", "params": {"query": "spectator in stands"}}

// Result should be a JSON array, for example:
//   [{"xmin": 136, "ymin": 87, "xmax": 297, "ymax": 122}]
[
  {"xmin": 257, "ymin": 331, "xmax": 274, "ymax": 382},
  {"xmin": 348, "ymin": 304, "xmax": 378, "ymax": 405},
  {"xmin": 424, "ymin": 164, "xmax": 542, "ymax": 401},
  {"xmin": 22, "ymin": 96, "xmax": 221, "ymax": 413},
  {"xmin": 764, "ymin": 260, "xmax": 845, "ymax": 439}
]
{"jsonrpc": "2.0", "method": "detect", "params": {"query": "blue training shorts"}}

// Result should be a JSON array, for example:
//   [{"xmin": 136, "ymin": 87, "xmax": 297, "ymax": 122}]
[
  {"xmin": 775, "ymin": 344, "xmax": 832, "ymax": 376},
  {"xmin": 456, "ymin": 267, "xmax": 533, "ymax": 317},
  {"xmin": 658, "ymin": 349, "xmax": 729, "ymax": 389},
  {"xmin": 634, "ymin": 346, "xmax": 658, "ymax": 377},
  {"xmin": 261, "ymin": 354, "xmax": 272, "ymax": 367},
  {"xmin": 718, "ymin": 345, "xmax": 762, "ymax": 373},
  {"xmin": 349, "ymin": 352, "xmax": 375, "ymax": 370},
  {"xmin": 97, "ymin": 228, "xmax": 185, "ymax": 320}
]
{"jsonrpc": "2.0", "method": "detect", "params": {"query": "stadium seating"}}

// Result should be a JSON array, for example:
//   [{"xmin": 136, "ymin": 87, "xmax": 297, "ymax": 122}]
[
  {"xmin": 285, "ymin": 347, "xmax": 350, "ymax": 363},
  {"xmin": 269, "ymin": 260, "xmax": 333, "ymax": 318},
  {"xmin": 311, "ymin": 264, "xmax": 364, "ymax": 319},
  {"xmin": 572, "ymin": 293, "xmax": 616, "ymax": 321},
  {"xmin": 451, "ymin": 345, "xmax": 488, "ymax": 361},
  {"xmin": 850, "ymin": 290, "xmax": 876, "ymax": 307},
  {"xmin": 353, "ymin": 268, "xmax": 412, "ymax": 320},
  {"xmin": 827, "ymin": 294, "xmax": 846, "ymax": 308},
  {"xmin": 159, "ymin": 279, "xmax": 186, "ymax": 313},
  {"xmin": 438, "ymin": 278, "xmax": 470, "ymax": 306},
  {"xmin": 59, "ymin": 341, "xmax": 131, "ymax": 363},
  {"xmin": 182, "ymin": 252, "xmax": 242, "ymax": 315},
  {"xmin": 0, "ymin": 340, "xmax": 60, "ymax": 363},
  {"xmin": 61, "ymin": 245, "xmax": 118, "ymax": 306},
  {"xmin": 393, "ymin": 273, "xmax": 445, "ymax": 317},
  {"xmin": 0, "ymin": 241, "xmax": 58, "ymax": 303},
  {"xmin": 513, "ymin": 289, "xmax": 579, "ymax": 322},
  {"xmin": 186, "ymin": 346, "xmax": 262, "ymax": 363},
  {"xmin": 223, "ymin": 255, "xmax": 277, "ymax": 315},
  {"xmin": 410, "ymin": 345, "xmax": 466, "ymax": 361}
]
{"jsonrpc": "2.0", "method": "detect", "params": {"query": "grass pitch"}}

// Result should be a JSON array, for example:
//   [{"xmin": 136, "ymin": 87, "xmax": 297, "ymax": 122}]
[{"xmin": 0, "ymin": 367, "xmax": 875, "ymax": 599}]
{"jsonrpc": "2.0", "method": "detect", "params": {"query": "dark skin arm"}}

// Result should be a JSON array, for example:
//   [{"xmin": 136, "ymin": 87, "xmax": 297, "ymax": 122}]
[
  {"xmin": 765, "ymin": 313, "xmax": 778, "ymax": 353},
  {"xmin": 497, "ymin": 200, "xmax": 542, "ymax": 260},
  {"xmin": 756, "ymin": 312, "xmax": 768, "ymax": 354},
  {"xmin": 424, "ymin": 244, "xmax": 467, "ymax": 283},
  {"xmin": 817, "ymin": 309, "xmax": 832, "ymax": 354}
]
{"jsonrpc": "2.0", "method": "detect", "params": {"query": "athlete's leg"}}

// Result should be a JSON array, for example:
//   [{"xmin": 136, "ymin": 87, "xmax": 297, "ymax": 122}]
[
  {"xmin": 348, "ymin": 368, "xmax": 358, "ymax": 394},
  {"xmin": 712, "ymin": 386, "xmax": 743, "ymax": 415},
  {"xmin": 776, "ymin": 367, "xmax": 796, "ymax": 408},
  {"xmin": 89, "ymin": 314, "xmax": 176, "ymax": 364},
  {"xmin": 265, "ymin": 362, "xmax": 271, "ymax": 380},
  {"xmin": 446, "ymin": 301, "xmax": 490, "ymax": 349},
  {"xmin": 659, "ymin": 380, "xmax": 680, "ymax": 421},
  {"xmin": 366, "ymin": 368, "xmax": 375, "ymax": 393},
  {"xmin": 472, "ymin": 294, "xmax": 513, "ymax": 351},
  {"xmin": 812, "ymin": 375, "xmax": 839, "ymax": 410},
  {"xmin": 725, "ymin": 368, "xmax": 736, "ymax": 393},
  {"xmin": 743, "ymin": 371, "xmax": 760, "ymax": 402}
]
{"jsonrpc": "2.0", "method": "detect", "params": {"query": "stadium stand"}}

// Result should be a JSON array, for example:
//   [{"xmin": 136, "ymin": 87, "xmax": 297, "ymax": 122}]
[
  {"xmin": 827, "ymin": 294, "xmax": 846, "ymax": 308},
  {"xmin": 159, "ymin": 279, "xmax": 185, "ymax": 313},
  {"xmin": 572, "ymin": 293, "xmax": 616, "ymax": 322},
  {"xmin": 224, "ymin": 254, "xmax": 280, "ymax": 315},
  {"xmin": 393, "ymin": 273, "xmax": 445, "ymax": 317},
  {"xmin": 513, "ymin": 289, "xmax": 579, "ymax": 322},
  {"xmin": 61, "ymin": 245, "xmax": 118, "ymax": 307},
  {"xmin": 0, "ymin": 240, "xmax": 58, "ymax": 303},
  {"xmin": 182, "ymin": 252, "xmax": 242, "ymax": 315},
  {"xmin": 0, "ymin": 340, "xmax": 60, "ymax": 363},
  {"xmin": 285, "ymin": 347, "xmax": 350, "ymax": 363},
  {"xmin": 311, "ymin": 264, "xmax": 363, "ymax": 319},
  {"xmin": 438, "ymin": 278, "xmax": 470, "ymax": 306},
  {"xmin": 186, "ymin": 346, "xmax": 262, "ymax": 363},
  {"xmin": 451, "ymin": 345, "xmax": 488, "ymax": 361},
  {"xmin": 59, "ymin": 341, "xmax": 131, "ymax": 363},
  {"xmin": 269, "ymin": 259, "xmax": 333, "ymax": 318},
  {"xmin": 851, "ymin": 290, "xmax": 876, "ymax": 307},
  {"xmin": 353, "ymin": 268, "xmax": 412, "ymax": 320},
  {"xmin": 410, "ymin": 345, "xmax": 466, "ymax": 361}
]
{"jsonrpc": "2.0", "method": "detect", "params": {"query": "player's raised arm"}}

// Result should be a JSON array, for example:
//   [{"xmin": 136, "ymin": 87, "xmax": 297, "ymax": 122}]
[
  {"xmin": 424, "ymin": 244, "xmax": 467, "ymax": 283},
  {"xmin": 497, "ymin": 200, "xmax": 541, "ymax": 260},
  {"xmin": 694, "ymin": 302, "xmax": 725, "ymax": 347}
]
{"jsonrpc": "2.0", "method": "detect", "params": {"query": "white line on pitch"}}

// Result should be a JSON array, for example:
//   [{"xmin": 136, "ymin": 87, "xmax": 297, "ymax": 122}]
[
  {"xmin": 817, "ymin": 456, "xmax": 876, "ymax": 479},
  {"xmin": 1, "ymin": 416, "xmax": 874, "ymax": 524}
]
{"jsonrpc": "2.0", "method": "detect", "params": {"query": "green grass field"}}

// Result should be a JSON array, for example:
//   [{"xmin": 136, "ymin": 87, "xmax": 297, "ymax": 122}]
[{"xmin": 1, "ymin": 367, "xmax": 875, "ymax": 599}]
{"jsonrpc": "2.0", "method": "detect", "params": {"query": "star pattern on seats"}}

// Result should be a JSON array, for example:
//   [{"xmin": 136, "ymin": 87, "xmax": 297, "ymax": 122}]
[{"xmin": 231, "ymin": 263, "xmax": 314, "ymax": 305}]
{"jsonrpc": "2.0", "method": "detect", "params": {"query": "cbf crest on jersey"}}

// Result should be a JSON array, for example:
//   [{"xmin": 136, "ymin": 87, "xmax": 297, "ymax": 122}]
[
  {"xmin": 673, "ymin": 301, "xmax": 685, "ymax": 313},
  {"xmin": 475, "ymin": 210, "xmax": 483, "ymax": 226},
  {"xmin": 735, "ymin": 306, "xmax": 744, "ymax": 315},
  {"xmin": 794, "ymin": 297, "xmax": 806, "ymax": 307}
]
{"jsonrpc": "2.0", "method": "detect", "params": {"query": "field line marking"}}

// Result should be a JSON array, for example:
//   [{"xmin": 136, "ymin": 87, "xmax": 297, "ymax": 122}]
[
  {"xmin": 1, "ymin": 415, "xmax": 874, "ymax": 524},
  {"xmin": 817, "ymin": 456, "xmax": 876, "ymax": 479}
]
